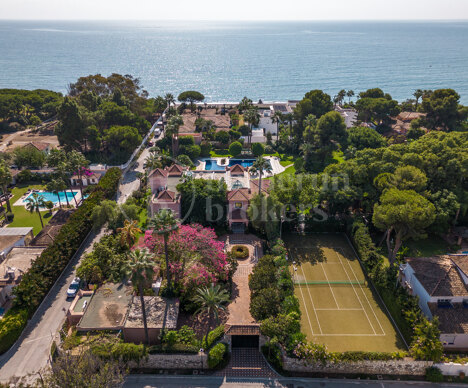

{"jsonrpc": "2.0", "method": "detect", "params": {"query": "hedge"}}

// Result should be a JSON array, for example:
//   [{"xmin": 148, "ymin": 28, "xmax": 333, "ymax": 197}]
[
  {"xmin": 148, "ymin": 343, "xmax": 199, "ymax": 354},
  {"xmin": 208, "ymin": 343, "xmax": 227, "ymax": 369},
  {"xmin": 230, "ymin": 245, "xmax": 249, "ymax": 259},
  {"xmin": 203, "ymin": 325, "xmax": 225, "ymax": 349},
  {"xmin": 0, "ymin": 167, "xmax": 122, "ymax": 355}
]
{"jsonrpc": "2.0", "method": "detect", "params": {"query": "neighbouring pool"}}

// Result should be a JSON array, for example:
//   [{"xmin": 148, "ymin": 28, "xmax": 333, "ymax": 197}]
[
  {"xmin": 204, "ymin": 159, "xmax": 266, "ymax": 171},
  {"xmin": 26, "ymin": 190, "xmax": 79, "ymax": 204}
]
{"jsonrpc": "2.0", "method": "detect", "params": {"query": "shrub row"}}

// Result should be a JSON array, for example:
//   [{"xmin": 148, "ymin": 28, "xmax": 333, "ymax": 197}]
[
  {"xmin": 0, "ymin": 167, "xmax": 122, "ymax": 355},
  {"xmin": 148, "ymin": 343, "xmax": 199, "ymax": 354},
  {"xmin": 208, "ymin": 343, "xmax": 227, "ymax": 369}
]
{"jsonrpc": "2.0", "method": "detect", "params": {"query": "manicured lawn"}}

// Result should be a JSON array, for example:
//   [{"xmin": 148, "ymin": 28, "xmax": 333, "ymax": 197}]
[
  {"xmin": 404, "ymin": 236, "xmax": 451, "ymax": 257},
  {"xmin": 7, "ymin": 183, "xmax": 52, "ymax": 235},
  {"xmin": 210, "ymin": 150, "xmax": 232, "ymax": 158}
]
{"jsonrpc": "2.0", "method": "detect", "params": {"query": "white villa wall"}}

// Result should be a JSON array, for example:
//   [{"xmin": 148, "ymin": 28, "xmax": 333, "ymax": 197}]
[
  {"xmin": 401, "ymin": 264, "xmax": 433, "ymax": 317},
  {"xmin": 259, "ymin": 116, "xmax": 277, "ymax": 135},
  {"xmin": 440, "ymin": 333, "xmax": 468, "ymax": 351}
]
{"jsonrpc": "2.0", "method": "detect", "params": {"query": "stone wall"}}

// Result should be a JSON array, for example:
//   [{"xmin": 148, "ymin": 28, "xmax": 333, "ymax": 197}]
[
  {"xmin": 282, "ymin": 354, "xmax": 432, "ymax": 376},
  {"xmin": 132, "ymin": 352, "xmax": 208, "ymax": 370}
]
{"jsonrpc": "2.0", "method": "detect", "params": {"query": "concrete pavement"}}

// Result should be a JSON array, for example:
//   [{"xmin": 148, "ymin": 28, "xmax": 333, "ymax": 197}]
[
  {"xmin": 124, "ymin": 375, "xmax": 463, "ymax": 388},
  {"xmin": 0, "ymin": 140, "xmax": 152, "ymax": 384}
]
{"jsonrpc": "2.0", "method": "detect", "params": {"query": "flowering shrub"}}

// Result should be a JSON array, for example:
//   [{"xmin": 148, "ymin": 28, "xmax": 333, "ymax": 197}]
[
  {"xmin": 144, "ymin": 224, "xmax": 234, "ymax": 290},
  {"xmin": 293, "ymin": 341, "xmax": 329, "ymax": 364}
]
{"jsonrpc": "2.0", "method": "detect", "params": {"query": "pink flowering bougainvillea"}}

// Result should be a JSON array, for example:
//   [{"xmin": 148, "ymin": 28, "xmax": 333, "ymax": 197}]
[{"xmin": 144, "ymin": 224, "xmax": 232, "ymax": 291}]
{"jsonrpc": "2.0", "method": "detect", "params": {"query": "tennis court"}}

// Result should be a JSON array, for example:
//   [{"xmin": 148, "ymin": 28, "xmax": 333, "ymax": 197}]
[{"xmin": 284, "ymin": 233, "xmax": 405, "ymax": 352}]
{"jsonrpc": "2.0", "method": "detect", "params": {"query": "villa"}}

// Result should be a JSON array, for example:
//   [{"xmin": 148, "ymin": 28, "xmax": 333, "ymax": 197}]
[
  {"xmin": 400, "ymin": 254, "xmax": 468, "ymax": 350},
  {"xmin": 149, "ymin": 160, "xmax": 279, "ymax": 231}
]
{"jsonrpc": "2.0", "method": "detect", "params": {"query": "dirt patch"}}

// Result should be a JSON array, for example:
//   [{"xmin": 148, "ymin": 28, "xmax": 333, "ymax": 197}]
[{"xmin": 177, "ymin": 309, "xmax": 228, "ymax": 339}]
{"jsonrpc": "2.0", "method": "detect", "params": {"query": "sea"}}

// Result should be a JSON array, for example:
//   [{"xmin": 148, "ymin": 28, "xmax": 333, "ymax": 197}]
[{"xmin": 0, "ymin": 20, "xmax": 467, "ymax": 103}]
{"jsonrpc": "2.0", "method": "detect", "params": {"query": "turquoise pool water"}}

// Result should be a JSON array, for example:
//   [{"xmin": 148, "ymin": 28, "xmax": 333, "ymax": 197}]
[
  {"xmin": 26, "ymin": 191, "xmax": 79, "ymax": 204},
  {"xmin": 204, "ymin": 159, "xmax": 262, "ymax": 171}
]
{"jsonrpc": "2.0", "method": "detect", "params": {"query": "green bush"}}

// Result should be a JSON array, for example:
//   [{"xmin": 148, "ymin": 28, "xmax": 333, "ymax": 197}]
[
  {"xmin": 208, "ymin": 343, "xmax": 227, "ymax": 369},
  {"xmin": 261, "ymin": 342, "xmax": 283, "ymax": 372},
  {"xmin": 5, "ymin": 212, "xmax": 14, "ymax": 222},
  {"xmin": 0, "ymin": 308, "xmax": 28, "ymax": 354},
  {"xmin": 0, "ymin": 168, "xmax": 122, "ymax": 355},
  {"xmin": 229, "ymin": 141, "xmax": 242, "ymax": 157},
  {"xmin": 203, "ymin": 325, "xmax": 225, "ymax": 349},
  {"xmin": 148, "ymin": 343, "xmax": 199, "ymax": 354},
  {"xmin": 230, "ymin": 245, "xmax": 249, "ymax": 259},
  {"xmin": 200, "ymin": 141, "xmax": 212, "ymax": 157},
  {"xmin": 251, "ymin": 142, "xmax": 265, "ymax": 157},
  {"xmin": 426, "ymin": 366, "xmax": 444, "ymax": 382}
]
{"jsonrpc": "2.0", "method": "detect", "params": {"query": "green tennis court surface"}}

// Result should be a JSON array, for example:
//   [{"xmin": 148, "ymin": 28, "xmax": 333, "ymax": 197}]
[{"xmin": 284, "ymin": 233, "xmax": 405, "ymax": 352}]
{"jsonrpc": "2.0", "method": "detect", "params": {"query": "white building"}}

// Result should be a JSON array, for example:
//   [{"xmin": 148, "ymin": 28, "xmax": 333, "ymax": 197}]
[
  {"xmin": 256, "ymin": 103, "xmax": 294, "ymax": 137},
  {"xmin": 400, "ymin": 255, "xmax": 468, "ymax": 350},
  {"xmin": 335, "ymin": 106, "xmax": 357, "ymax": 128}
]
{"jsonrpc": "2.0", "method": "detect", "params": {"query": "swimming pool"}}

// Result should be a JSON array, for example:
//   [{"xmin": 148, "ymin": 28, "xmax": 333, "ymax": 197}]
[
  {"xmin": 204, "ymin": 159, "xmax": 261, "ymax": 171},
  {"xmin": 26, "ymin": 190, "xmax": 79, "ymax": 204}
]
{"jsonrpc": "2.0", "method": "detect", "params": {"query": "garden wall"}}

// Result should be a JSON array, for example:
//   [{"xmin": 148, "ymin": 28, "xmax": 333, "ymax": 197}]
[
  {"xmin": 132, "ymin": 353, "xmax": 208, "ymax": 370},
  {"xmin": 282, "ymin": 354, "xmax": 432, "ymax": 376}
]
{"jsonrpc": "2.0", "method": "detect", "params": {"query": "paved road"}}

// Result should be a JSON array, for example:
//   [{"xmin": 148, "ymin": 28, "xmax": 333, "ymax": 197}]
[
  {"xmin": 0, "ymin": 140, "xmax": 152, "ymax": 384},
  {"xmin": 124, "ymin": 375, "xmax": 463, "ymax": 388}
]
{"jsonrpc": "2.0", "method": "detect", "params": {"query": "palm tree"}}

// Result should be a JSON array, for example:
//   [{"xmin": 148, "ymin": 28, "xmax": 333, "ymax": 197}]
[
  {"xmin": 165, "ymin": 114, "xmax": 184, "ymax": 156},
  {"xmin": 46, "ymin": 179, "xmax": 63, "ymax": 208},
  {"xmin": 303, "ymin": 114, "xmax": 316, "ymax": 130},
  {"xmin": 271, "ymin": 111, "xmax": 283, "ymax": 143},
  {"xmin": 164, "ymin": 93, "xmax": 175, "ymax": 110},
  {"xmin": 192, "ymin": 284, "xmax": 230, "ymax": 347},
  {"xmin": 25, "ymin": 193, "xmax": 46, "ymax": 228},
  {"xmin": 144, "ymin": 152, "xmax": 161, "ymax": 171},
  {"xmin": 148, "ymin": 209, "xmax": 179, "ymax": 294},
  {"xmin": 67, "ymin": 150, "xmax": 89, "ymax": 196},
  {"xmin": 0, "ymin": 160, "xmax": 13, "ymax": 213},
  {"xmin": 117, "ymin": 219, "xmax": 142, "ymax": 248},
  {"xmin": 238, "ymin": 96, "xmax": 253, "ymax": 113},
  {"xmin": 243, "ymin": 107, "xmax": 260, "ymax": 146},
  {"xmin": 250, "ymin": 156, "xmax": 272, "ymax": 195},
  {"xmin": 126, "ymin": 248, "xmax": 157, "ymax": 345},
  {"xmin": 346, "ymin": 90, "xmax": 354, "ymax": 104}
]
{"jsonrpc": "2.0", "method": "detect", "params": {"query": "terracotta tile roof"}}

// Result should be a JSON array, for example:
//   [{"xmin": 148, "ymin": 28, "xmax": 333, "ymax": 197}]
[
  {"xmin": 250, "ymin": 179, "xmax": 270, "ymax": 194},
  {"xmin": 166, "ymin": 164, "xmax": 184, "ymax": 176},
  {"xmin": 429, "ymin": 303, "xmax": 468, "ymax": 334},
  {"xmin": 156, "ymin": 190, "xmax": 176, "ymax": 202},
  {"xmin": 396, "ymin": 111, "xmax": 426, "ymax": 122},
  {"xmin": 225, "ymin": 325, "xmax": 260, "ymax": 336},
  {"xmin": 228, "ymin": 164, "xmax": 246, "ymax": 176},
  {"xmin": 451, "ymin": 256, "xmax": 468, "ymax": 277},
  {"xmin": 22, "ymin": 141, "xmax": 50, "ymax": 151},
  {"xmin": 406, "ymin": 256, "xmax": 468, "ymax": 297},
  {"xmin": 148, "ymin": 168, "xmax": 168, "ymax": 178},
  {"xmin": 227, "ymin": 188, "xmax": 251, "ymax": 201}
]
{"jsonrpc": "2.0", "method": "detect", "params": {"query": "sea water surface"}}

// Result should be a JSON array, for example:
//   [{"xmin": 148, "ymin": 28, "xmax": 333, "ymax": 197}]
[{"xmin": 0, "ymin": 20, "xmax": 467, "ymax": 103}]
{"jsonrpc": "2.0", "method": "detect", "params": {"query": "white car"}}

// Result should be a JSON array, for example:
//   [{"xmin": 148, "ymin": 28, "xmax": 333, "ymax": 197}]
[
  {"xmin": 154, "ymin": 128, "xmax": 161, "ymax": 137},
  {"xmin": 66, "ymin": 277, "xmax": 81, "ymax": 298}
]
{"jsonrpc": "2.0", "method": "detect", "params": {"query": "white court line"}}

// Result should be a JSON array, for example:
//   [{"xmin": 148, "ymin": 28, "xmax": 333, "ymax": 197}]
[
  {"xmin": 315, "ymin": 308, "xmax": 363, "ymax": 311},
  {"xmin": 293, "ymin": 268, "xmax": 315, "ymax": 336},
  {"xmin": 300, "ymin": 264, "xmax": 323, "ymax": 335},
  {"xmin": 313, "ymin": 334, "xmax": 386, "ymax": 337},
  {"xmin": 338, "ymin": 247, "xmax": 386, "ymax": 336},
  {"xmin": 334, "ymin": 250, "xmax": 377, "ymax": 335},
  {"xmin": 320, "ymin": 262, "xmax": 340, "ymax": 309}
]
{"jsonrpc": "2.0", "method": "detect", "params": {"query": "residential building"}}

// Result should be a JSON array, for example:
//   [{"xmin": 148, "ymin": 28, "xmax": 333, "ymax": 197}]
[
  {"xmin": 400, "ymin": 255, "xmax": 468, "ymax": 350},
  {"xmin": 0, "ymin": 247, "xmax": 46, "ymax": 307},
  {"xmin": 70, "ymin": 172, "xmax": 102, "ymax": 187},
  {"xmin": 148, "ymin": 164, "xmax": 186, "ymax": 218},
  {"xmin": 21, "ymin": 141, "xmax": 53, "ymax": 154},
  {"xmin": 123, "ymin": 296, "xmax": 179, "ymax": 345},
  {"xmin": 0, "ymin": 227, "xmax": 34, "ymax": 257}
]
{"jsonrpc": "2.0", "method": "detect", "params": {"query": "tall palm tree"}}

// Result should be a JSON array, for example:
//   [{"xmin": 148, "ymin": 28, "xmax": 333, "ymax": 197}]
[
  {"xmin": 271, "ymin": 111, "xmax": 283, "ymax": 143},
  {"xmin": 25, "ymin": 193, "xmax": 46, "ymax": 228},
  {"xmin": 164, "ymin": 93, "xmax": 175, "ymax": 110},
  {"xmin": 243, "ymin": 107, "xmax": 260, "ymax": 146},
  {"xmin": 303, "ymin": 114, "xmax": 316, "ymax": 130},
  {"xmin": 250, "ymin": 156, "xmax": 272, "ymax": 195},
  {"xmin": 148, "ymin": 209, "xmax": 179, "ymax": 294},
  {"xmin": 126, "ymin": 248, "xmax": 157, "ymax": 345},
  {"xmin": 165, "ymin": 114, "xmax": 184, "ymax": 156},
  {"xmin": 67, "ymin": 150, "xmax": 89, "ymax": 196},
  {"xmin": 192, "ymin": 284, "xmax": 230, "ymax": 347},
  {"xmin": 0, "ymin": 160, "xmax": 13, "ymax": 213},
  {"xmin": 46, "ymin": 179, "xmax": 63, "ymax": 208},
  {"xmin": 346, "ymin": 90, "xmax": 354, "ymax": 104},
  {"xmin": 238, "ymin": 96, "xmax": 253, "ymax": 113},
  {"xmin": 47, "ymin": 149, "xmax": 77, "ymax": 206},
  {"xmin": 117, "ymin": 219, "xmax": 142, "ymax": 248}
]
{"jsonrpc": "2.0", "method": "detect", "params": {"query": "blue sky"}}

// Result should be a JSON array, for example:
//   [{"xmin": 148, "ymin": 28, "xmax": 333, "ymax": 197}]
[{"xmin": 1, "ymin": 0, "xmax": 468, "ymax": 20}]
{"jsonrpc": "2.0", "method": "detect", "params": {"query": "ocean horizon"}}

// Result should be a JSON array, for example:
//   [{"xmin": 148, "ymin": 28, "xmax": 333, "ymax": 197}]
[{"xmin": 0, "ymin": 20, "xmax": 467, "ymax": 103}]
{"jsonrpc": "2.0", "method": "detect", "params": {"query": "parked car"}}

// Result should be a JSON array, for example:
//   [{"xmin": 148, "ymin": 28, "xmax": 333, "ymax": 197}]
[
  {"xmin": 154, "ymin": 128, "xmax": 161, "ymax": 137},
  {"xmin": 66, "ymin": 277, "xmax": 81, "ymax": 298}
]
